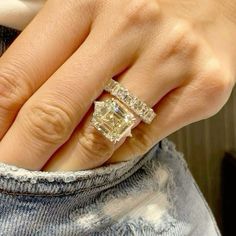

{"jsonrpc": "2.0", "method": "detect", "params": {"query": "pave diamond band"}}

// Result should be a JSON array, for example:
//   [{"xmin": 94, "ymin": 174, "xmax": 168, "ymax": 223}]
[
  {"xmin": 104, "ymin": 79, "xmax": 156, "ymax": 124},
  {"xmin": 91, "ymin": 98, "xmax": 136, "ymax": 143}
]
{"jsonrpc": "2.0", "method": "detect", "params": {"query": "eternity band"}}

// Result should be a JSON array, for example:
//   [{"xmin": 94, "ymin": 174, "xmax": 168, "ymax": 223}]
[{"xmin": 104, "ymin": 79, "xmax": 157, "ymax": 124}]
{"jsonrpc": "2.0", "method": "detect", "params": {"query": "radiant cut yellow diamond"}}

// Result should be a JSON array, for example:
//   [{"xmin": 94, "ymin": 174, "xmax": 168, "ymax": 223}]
[{"xmin": 91, "ymin": 98, "xmax": 136, "ymax": 143}]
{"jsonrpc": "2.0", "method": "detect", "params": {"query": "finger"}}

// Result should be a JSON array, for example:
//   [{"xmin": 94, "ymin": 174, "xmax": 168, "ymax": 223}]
[
  {"xmin": 0, "ymin": 25, "xmax": 140, "ymax": 170},
  {"xmin": 42, "ymin": 48, "xmax": 190, "ymax": 171},
  {"xmin": 0, "ymin": 0, "xmax": 93, "ymax": 138},
  {"xmin": 106, "ymin": 86, "xmax": 196, "ymax": 163},
  {"xmin": 42, "ymin": 96, "xmax": 129, "ymax": 171},
  {"xmin": 107, "ymin": 57, "xmax": 234, "ymax": 163}
]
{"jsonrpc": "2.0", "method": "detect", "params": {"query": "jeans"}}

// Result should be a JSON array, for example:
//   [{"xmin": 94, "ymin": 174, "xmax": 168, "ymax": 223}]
[{"xmin": 0, "ymin": 26, "xmax": 221, "ymax": 236}]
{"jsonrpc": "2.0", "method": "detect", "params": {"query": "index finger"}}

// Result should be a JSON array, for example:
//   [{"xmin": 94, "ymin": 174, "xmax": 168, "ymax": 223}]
[{"xmin": 0, "ymin": 0, "xmax": 93, "ymax": 137}]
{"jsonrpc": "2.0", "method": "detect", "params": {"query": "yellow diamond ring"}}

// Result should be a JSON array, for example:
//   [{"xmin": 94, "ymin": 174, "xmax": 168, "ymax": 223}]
[{"xmin": 91, "ymin": 98, "xmax": 136, "ymax": 143}]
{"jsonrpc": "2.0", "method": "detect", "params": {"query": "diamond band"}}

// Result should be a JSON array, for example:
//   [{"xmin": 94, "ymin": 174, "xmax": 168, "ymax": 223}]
[
  {"xmin": 91, "ymin": 98, "xmax": 136, "ymax": 143},
  {"xmin": 104, "ymin": 79, "xmax": 156, "ymax": 124}
]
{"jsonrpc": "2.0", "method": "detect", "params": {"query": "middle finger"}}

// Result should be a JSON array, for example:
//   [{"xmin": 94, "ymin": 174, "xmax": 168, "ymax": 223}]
[{"xmin": 0, "ymin": 0, "xmax": 93, "ymax": 138}]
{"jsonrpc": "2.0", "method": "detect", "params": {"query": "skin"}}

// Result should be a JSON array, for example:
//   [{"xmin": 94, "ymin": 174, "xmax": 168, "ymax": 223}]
[{"xmin": 0, "ymin": 0, "xmax": 235, "ymax": 171}]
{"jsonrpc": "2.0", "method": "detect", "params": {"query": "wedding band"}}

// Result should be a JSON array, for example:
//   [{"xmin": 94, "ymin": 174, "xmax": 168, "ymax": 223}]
[
  {"xmin": 104, "ymin": 79, "xmax": 156, "ymax": 124},
  {"xmin": 91, "ymin": 98, "xmax": 136, "ymax": 143}
]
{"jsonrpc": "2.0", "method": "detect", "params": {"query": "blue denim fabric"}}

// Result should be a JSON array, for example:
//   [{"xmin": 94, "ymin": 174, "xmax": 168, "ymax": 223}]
[
  {"xmin": 0, "ymin": 139, "xmax": 221, "ymax": 236},
  {"xmin": 0, "ymin": 26, "xmax": 221, "ymax": 235}
]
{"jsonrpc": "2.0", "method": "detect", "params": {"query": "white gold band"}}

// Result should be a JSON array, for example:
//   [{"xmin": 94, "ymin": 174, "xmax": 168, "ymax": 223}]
[{"xmin": 104, "ymin": 79, "xmax": 156, "ymax": 124}]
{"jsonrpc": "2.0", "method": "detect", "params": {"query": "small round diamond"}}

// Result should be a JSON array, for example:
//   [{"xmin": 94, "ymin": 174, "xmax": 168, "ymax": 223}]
[{"xmin": 104, "ymin": 79, "xmax": 156, "ymax": 124}]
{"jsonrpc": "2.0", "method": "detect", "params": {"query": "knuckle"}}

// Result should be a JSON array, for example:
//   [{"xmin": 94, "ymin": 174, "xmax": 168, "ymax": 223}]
[
  {"xmin": 197, "ymin": 60, "xmax": 233, "ymax": 117},
  {"xmin": 205, "ymin": 61, "xmax": 232, "ymax": 97},
  {"xmin": 22, "ymin": 102, "xmax": 74, "ymax": 145},
  {"xmin": 79, "ymin": 124, "xmax": 114, "ymax": 161},
  {"xmin": 0, "ymin": 68, "xmax": 31, "ymax": 111},
  {"xmin": 123, "ymin": 0, "xmax": 160, "ymax": 26},
  {"xmin": 180, "ymin": 31, "xmax": 200, "ymax": 57},
  {"xmin": 165, "ymin": 20, "xmax": 199, "ymax": 58},
  {"xmin": 174, "ymin": 20, "xmax": 193, "ymax": 37}
]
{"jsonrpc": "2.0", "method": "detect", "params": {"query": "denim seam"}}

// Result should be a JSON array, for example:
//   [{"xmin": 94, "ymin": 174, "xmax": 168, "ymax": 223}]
[
  {"xmin": 0, "ymin": 144, "xmax": 159, "ymax": 196},
  {"xmin": 0, "ymin": 141, "xmax": 160, "ymax": 181}
]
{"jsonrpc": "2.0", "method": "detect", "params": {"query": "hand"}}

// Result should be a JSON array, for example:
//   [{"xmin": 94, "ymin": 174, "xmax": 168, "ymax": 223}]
[{"xmin": 0, "ymin": 0, "xmax": 235, "ymax": 171}]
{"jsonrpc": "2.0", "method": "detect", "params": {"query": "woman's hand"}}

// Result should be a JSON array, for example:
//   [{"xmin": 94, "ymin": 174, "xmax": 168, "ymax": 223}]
[{"xmin": 0, "ymin": 0, "xmax": 235, "ymax": 171}]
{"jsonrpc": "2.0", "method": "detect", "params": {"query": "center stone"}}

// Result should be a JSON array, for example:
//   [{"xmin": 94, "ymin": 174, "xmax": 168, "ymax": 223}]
[{"xmin": 91, "ymin": 98, "xmax": 136, "ymax": 143}]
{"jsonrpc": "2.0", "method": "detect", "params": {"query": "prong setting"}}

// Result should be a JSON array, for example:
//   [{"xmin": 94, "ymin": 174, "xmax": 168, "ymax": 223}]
[
  {"xmin": 104, "ymin": 79, "xmax": 156, "ymax": 124},
  {"xmin": 91, "ymin": 98, "xmax": 136, "ymax": 143}
]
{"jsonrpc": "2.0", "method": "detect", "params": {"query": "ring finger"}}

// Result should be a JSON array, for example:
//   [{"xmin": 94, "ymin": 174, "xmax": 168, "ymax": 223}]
[{"xmin": 43, "ymin": 45, "xmax": 190, "ymax": 171}]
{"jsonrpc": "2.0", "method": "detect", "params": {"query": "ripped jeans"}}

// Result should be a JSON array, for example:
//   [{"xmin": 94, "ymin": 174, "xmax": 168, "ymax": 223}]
[{"xmin": 0, "ymin": 139, "xmax": 220, "ymax": 235}]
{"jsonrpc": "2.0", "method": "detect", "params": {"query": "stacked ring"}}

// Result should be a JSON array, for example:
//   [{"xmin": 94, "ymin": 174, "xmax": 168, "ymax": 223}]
[
  {"xmin": 91, "ymin": 98, "xmax": 136, "ymax": 143},
  {"xmin": 104, "ymin": 79, "xmax": 156, "ymax": 124},
  {"xmin": 91, "ymin": 78, "xmax": 157, "ymax": 143}
]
